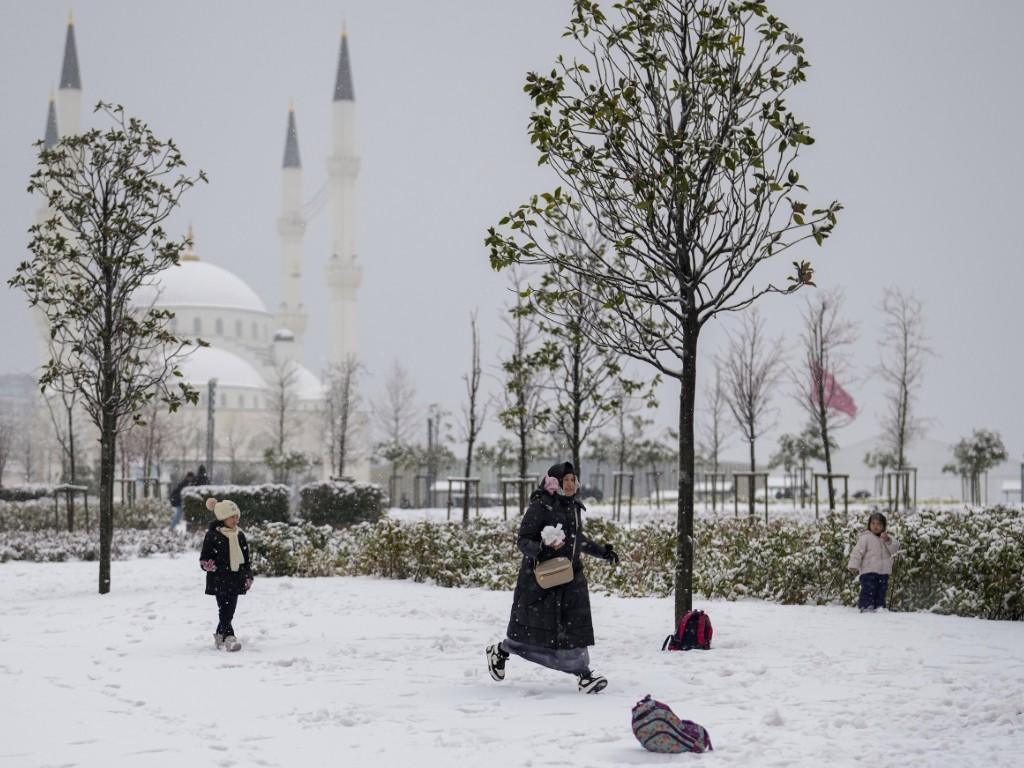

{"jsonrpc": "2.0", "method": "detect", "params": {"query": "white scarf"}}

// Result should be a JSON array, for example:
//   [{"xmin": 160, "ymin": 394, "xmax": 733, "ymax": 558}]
[{"xmin": 218, "ymin": 526, "xmax": 243, "ymax": 572}]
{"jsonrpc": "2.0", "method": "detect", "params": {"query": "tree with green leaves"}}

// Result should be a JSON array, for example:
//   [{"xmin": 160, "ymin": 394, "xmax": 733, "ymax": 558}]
[
  {"xmin": 943, "ymin": 429, "xmax": 1007, "ymax": 505},
  {"xmin": 9, "ymin": 103, "xmax": 205, "ymax": 593},
  {"xmin": 486, "ymin": 0, "xmax": 839, "ymax": 619}
]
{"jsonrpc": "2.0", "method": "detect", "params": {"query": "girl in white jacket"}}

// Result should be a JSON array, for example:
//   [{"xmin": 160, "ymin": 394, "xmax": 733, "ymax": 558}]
[{"xmin": 848, "ymin": 512, "xmax": 899, "ymax": 612}]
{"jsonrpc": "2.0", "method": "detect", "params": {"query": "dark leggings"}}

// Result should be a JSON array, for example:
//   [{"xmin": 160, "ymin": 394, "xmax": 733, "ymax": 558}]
[
  {"xmin": 216, "ymin": 593, "xmax": 238, "ymax": 635},
  {"xmin": 858, "ymin": 573, "xmax": 890, "ymax": 610}
]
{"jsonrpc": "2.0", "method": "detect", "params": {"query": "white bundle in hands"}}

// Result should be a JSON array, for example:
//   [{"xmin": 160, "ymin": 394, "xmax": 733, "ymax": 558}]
[{"xmin": 541, "ymin": 523, "xmax": 566, "ymax": 547}]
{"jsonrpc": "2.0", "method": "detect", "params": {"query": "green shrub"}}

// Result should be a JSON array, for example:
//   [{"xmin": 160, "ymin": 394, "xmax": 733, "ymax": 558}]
[
  {"xmin": 298, "ymin": 481, "xmax": 385, "ymax": 527},
  {"xmin": 182, "ymin": 484, "xmax": 291, "ymax": 527}
]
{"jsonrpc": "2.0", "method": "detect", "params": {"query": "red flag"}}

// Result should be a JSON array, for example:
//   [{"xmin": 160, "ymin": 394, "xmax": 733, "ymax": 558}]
[{"xmin": 812, "ymin": 366, "xmax": 857, "ymax": 418}]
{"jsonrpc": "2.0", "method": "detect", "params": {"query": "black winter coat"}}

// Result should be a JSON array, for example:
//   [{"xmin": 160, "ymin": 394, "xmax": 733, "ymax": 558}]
[
  {"xmin": 199, "ymin": 521, "xmax": 253, "ymax": 597},
  {"xmin": 169, "ymin": 477, "xmax": 189, "ymax": 507},
  {"xmin": 506, "ymin": 488, "xmax": 609, "ymax": 650}
]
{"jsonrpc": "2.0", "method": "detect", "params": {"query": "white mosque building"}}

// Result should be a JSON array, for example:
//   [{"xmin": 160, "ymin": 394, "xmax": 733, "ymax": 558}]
[{"xmin": 35, "ymin": 16, "xmax": 366, "ymax": 482}]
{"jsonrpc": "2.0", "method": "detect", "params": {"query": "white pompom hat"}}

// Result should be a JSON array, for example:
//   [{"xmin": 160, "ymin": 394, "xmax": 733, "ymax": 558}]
[{"xmin": 205, "ymin": 496, "xmax": 241, "ymax": 521}]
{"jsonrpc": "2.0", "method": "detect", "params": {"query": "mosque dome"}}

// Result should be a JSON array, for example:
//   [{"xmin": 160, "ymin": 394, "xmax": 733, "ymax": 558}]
[
  {"xmin": 134, "ymin": 261, "xmax": 269, "ymax": 315},
  {"xmin": 176, "ymin": 345, "xmax": 268, "ymax": 391}
]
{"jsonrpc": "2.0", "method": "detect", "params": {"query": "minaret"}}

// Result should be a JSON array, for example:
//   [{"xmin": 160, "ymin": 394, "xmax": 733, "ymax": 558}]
[
  {"xmin": 56, "ymin": 11, "xmax": 81, "ymax": 137},
  {"xmin": 277, "ymin": 103, "xmax": 307, "ymax": 360},
  {"xmin": 325, "ymin": 24, "xmax": 362, "ymax": 366}
]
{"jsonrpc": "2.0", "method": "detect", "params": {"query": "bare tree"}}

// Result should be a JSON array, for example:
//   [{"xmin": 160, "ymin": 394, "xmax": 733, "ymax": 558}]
[
  {"xmin": 795, "ymin": 290, "xmax": 858, "ymax": 511},
  {"xmin": 0, "ymin": 404, "xmax": 15, "ymax": 486},
  {"xmin": 497, "ymin": 271, "xmax": 550, "ymax": 511},
  {"xmin": 373, "ymin": 360, "xmax": 419, "ymax": 503},
  {"xmin": 263, "ymin": 360, "xmax": 310, "ymax": 484},
  {"xmin": 721, "ymin": 309, "xmax": 786, "ymax": 516},
  {"xmin": 878, "ymin": 287, "xmax": 933, "ymax": 472},
  {"xmin": 523, "ymin": 224, "xmax": 657, "ymax": 479},
  {"xmin": 223, "ymin": 418, "xmax": 252, "ymax": 483},
  {"xmin": 324, "ymin": 355, "xmax": 364, "ymax": 479},
  {"xmin": 459, "ymin": 311, "xmax": 488, "ymax": 524},
  {"xmin": 487, "ymin": 1, "xmax": 841, "ymax": 619},
  {"xmin": 699, "ymin": 363, "xmax": 731, "ymax": 475}
]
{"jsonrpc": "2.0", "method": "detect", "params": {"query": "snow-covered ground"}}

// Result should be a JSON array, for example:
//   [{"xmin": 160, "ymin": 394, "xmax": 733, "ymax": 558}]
[{"xmin": 2, "ymin": 556, "xmax": 1022, "ymax": 767}]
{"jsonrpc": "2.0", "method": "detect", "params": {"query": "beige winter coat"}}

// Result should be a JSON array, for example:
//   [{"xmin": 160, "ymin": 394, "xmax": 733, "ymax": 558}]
[{"xmin": 848, "ymin": 531, "xmax": 899, "ymax": 575}]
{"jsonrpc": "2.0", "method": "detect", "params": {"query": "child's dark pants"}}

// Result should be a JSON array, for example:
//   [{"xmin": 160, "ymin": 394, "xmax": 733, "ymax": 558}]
[
  {"xmin": 216, "ymin": 593, "xmax": 238, "ymax": 635},
  {"xmin": 858, "ymin": 573, "xmax": 889, "ymax": 610}
]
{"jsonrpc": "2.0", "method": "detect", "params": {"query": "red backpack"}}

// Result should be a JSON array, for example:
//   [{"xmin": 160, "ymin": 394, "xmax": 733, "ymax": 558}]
[{"xmin": 662, "ymin": 609, "xmax": 712, "ymax": 651}]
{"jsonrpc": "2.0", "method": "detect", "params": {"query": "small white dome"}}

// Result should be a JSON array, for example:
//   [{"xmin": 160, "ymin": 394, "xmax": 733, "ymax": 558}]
[
  {"xmin": 287, "ymin": 361, "xmax": 324, "ymax": 401},
  {"xmin": 177, "ymin": 345, "xmax": 268, "ymax": 390},
  {"xmin": 134, "ymin": 261, "xmax": 268, "ymax": 314}
]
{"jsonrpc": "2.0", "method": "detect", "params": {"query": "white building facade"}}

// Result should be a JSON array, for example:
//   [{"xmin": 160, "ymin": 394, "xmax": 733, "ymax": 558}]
[{"xmin": 32, "ymin": 17, "xmax": 366, "ymax": 483}]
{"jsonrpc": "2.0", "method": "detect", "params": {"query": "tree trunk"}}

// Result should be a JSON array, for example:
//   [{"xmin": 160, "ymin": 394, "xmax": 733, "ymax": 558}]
[
  {"xmin": 748, "ymin": 434, "xmax": 756, "ymax": 518},
  {"xmin": 98, "ymin": 412, "xmax": 116, "ymax": 594},
  {"xmin": 67, "ymin": 408, "xmax": 76, "ymax": 532},
  {"xmin": 518, "ymin": 423, "xmax": 528, "ymax": 513},
  {"xmin": 674, "ymin": 318, "xmax": 699, "ymax": 623},
  {"xmin": 461, "ymin": 445, "xmax": 473, "ymax": 526},
  {"xmin": 821, "ymin": 414, "xmax": 836, "ymax": 511},
  {"xmin": 338, "ymin": 406, "xmax": 349, "ymax": 478}
]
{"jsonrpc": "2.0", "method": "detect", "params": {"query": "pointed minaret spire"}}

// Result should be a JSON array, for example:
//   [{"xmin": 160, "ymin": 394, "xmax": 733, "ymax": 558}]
[
  {"xmin": 60, "ymin": 12, "xmax": 81, "ymax": 91},
  {"xmin": 333, "ymin": 25, "xmax": 354, "ymax": 102},
  {"xmin": 283, "ymin": 102, "xmax": 301, "ymax": 169},
  {"xmin": 44, "ymin": 93, "xmax": 59, "ymax": 149}
]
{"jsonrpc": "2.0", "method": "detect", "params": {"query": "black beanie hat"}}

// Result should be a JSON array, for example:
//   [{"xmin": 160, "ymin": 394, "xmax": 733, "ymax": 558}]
[{"xmin": 546, "ymin": 461, "xmax": 575, "ymax": 481}]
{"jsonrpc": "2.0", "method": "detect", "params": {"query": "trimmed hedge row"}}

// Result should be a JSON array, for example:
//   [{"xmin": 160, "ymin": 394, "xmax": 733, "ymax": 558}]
[
  {"xmin": 182, "ymin": 481, "xmax": 384, "ymax": 528},
  {"xmin": 183, "ymin": 484, "xmax": 291, "ymax": 526},
  {"xmin": 298, "ymin": 482, "xmax": 386, "ymax": 527}
]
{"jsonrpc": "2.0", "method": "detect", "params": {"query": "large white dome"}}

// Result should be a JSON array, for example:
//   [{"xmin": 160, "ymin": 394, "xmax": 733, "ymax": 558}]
[
  {"xmin": 176, "ymin": 345, "xmax": 267, "ymax": 390},
  {"xmin": 134, "ymin": 261, "xmax": 268, "ymax": 314}
]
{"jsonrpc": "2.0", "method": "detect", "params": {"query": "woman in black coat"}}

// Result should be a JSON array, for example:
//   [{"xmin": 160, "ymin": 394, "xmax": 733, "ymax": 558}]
[
  {"xmin": 199, "ymin": 497, "xmax": 253, "ymax": 652},
  {"xmin": 486, "ymin": 461, "xmax": 619, "ymax": 693}
]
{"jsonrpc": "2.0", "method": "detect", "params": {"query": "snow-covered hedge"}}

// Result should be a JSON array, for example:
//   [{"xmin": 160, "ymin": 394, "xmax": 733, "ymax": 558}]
[
  {"xmin": 182, "ymin": 484, "xmax": 291, "ymax": 527},
  {"xmin": 0, "ymin": 529, "xmax": 201, "ymax": 562},
  {"xmin": 3, "ymin": 505, "xmax": 1021, "ymax": 621},
  {"xmin": 0, "ymin": 484, "xmax": 55, "ymax": 502},
  {"xmin": 297, "ymin": 481, "xmax": 385, "ymax": 527},
  {"xmin": 241, "ymin": 507, "xmax": 1024, "ymax": 620},
  {"xmin": 0, "ymin": 498, "xmax": 171, "ymax": 532}
]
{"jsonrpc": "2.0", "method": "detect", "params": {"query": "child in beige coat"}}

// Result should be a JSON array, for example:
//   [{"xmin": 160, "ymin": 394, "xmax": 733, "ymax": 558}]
[{"xmin": 848, "ymin": 512, "xmax": 899, "ymax": 612}]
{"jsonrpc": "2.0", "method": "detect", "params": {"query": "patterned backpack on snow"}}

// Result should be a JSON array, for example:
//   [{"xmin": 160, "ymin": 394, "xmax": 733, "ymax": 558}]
[
  {"xmin": 662, "ymin": 609, "xmax": 713, "ymax": 651},
  {"xmin": 631, "ymin": 695, "xmax": 713, "ymax": 754}
]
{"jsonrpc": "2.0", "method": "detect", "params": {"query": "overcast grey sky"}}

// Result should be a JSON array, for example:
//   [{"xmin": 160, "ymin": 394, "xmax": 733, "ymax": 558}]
[{"xmin": 1, "ymin": 1, "xmax": 1022, "ymax": 462}]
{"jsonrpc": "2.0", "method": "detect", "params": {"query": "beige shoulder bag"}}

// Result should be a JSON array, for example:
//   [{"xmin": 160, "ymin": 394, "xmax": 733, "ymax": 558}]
[{"xmin": 534, "ymin": 505, "xmax": 579, "ymax": 589}]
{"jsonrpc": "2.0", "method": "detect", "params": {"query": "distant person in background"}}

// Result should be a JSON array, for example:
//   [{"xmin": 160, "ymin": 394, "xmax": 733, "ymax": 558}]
[
  {"xmin": 196, "ymin": 464, "xmax": 210, "ymax": 486},
  {"xmin": 848, "ymin": 512, "xmax": 900, "ymax": 612},
  {"xmin": 168, "ymin": 471, "xmax": 195, "ymax": 531}
]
